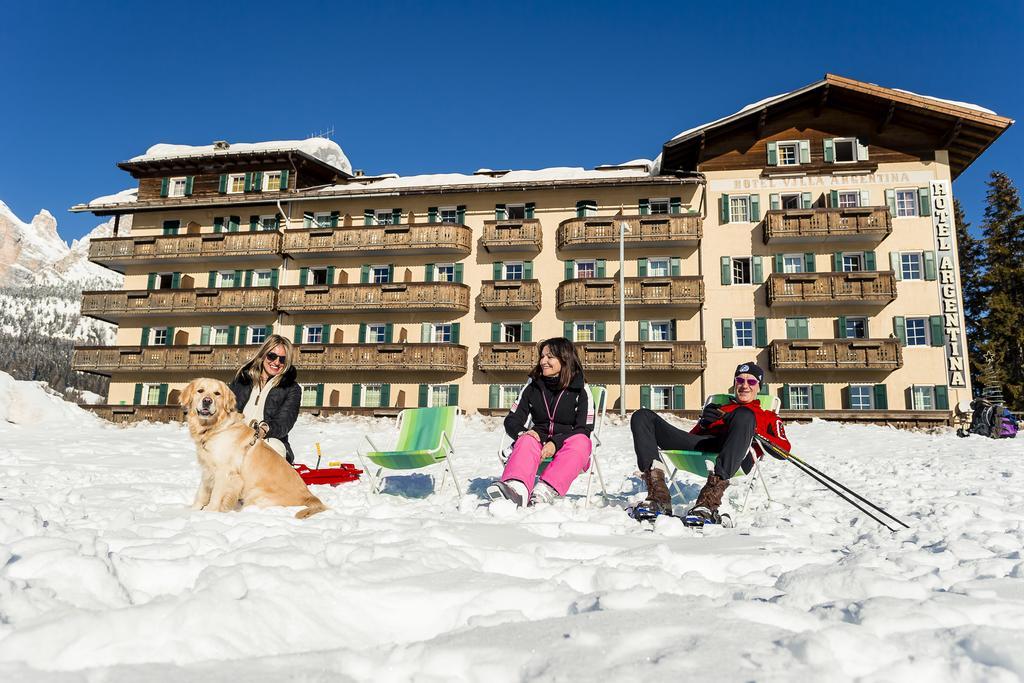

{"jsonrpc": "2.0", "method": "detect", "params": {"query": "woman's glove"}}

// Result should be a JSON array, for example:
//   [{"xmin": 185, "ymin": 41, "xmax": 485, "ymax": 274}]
[
  {"xmin": 698, "ymin": 403, "xmax": 724, "ymax": 428},
  {"xmin": 249, "ymin": 420, "xmax": 270, "ymax": 439}
]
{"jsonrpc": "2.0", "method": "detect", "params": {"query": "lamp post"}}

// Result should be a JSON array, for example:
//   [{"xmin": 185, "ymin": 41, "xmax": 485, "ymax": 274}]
[{"xmin": 618, "ymin": 213, "xmax": 629, "ymax": 416}]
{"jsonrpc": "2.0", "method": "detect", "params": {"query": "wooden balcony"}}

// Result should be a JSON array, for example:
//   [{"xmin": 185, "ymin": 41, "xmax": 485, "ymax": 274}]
[
  {"xmin": 88, "ymin": 232, "xmax": 281, "ymax": 273},
  {"xmin": 480, "ymin": 219, "xmax": 543, "ymax": 252},
  {"xmin": 282, "ymin": 223, "xmax": 472, "ymax": 257},
  {"xmin": 84, "ymin": 405, "xmax": 186, "ymax": 424},
  {"xmin": 766, "ymin": 271, "xmax": 897, "ymax": 306},
  {"xmin": 476, "ymin": 342, "xmax": 537, "ymax": 372},
  {"xmin": 556, "ymin": 276, "xmax": 703, "ymax": 310},
  {"xmin": 762, "ymin": 207, "xmax": 892, "ymax": 243},
  {"xmin": 293, "ymin": 343, "xmax": 467, "ymax": 372},
  {"xmin": 479, "ymin": 279, "xmax": 543, "ymax": 311},
  {"xmin": 80, "ymin": 288, "xmax": 276, "ymax": 323},
  {"xmin": 73, "ymin": 345, "xmax": 253, "ymax": 375},
  {"xmin": 557, "ymin": 213, "xmax": 702, "ymax": 250},
  {"xmin": 476, "ymin": 341, "xmax": 706, "ymax": 372},
  {"xmin": 277, "ymin": 282, "xmax": 470, "ymax": 313},
  {"xmin": 770, "ymin": 339, "xmax": 903, "ymax": 371}
]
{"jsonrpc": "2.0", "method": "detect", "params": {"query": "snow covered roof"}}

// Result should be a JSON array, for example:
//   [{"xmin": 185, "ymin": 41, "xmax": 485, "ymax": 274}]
[
  {"xmin": 124, "ymin": 138, "xmax": 352, "ymax": 175},
  {"xmin": 86, "ymin": 188, "xmax": 137, "ymax": 208}
]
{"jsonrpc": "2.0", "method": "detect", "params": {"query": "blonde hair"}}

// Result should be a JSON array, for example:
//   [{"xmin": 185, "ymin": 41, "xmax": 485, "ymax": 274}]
[{"xmin": 235, "ymin": 334, "xmax": 294, "ymax": 387}]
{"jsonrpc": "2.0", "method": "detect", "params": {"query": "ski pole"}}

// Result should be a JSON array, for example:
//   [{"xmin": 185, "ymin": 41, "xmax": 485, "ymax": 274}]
[
  {"xmin": 754, "ymin": 435, "xmax": 909, "ymax": 530},
  {"xmin": 781, "ymin": 451, "xmax": 899, "ymax": 532}
]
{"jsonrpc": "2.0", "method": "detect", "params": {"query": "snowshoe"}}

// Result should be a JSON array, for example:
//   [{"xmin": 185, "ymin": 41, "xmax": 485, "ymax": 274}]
[
  {"xmin": 629, "ymin": 500, "xmax": 674, "ymax": 522},
  {"xmin": 683, "ymin": 505, "xmax": 734, "ymax": 528},
  {"xmin": 485, "ymin": 480, "xmax": 525, "ymax": 507}
]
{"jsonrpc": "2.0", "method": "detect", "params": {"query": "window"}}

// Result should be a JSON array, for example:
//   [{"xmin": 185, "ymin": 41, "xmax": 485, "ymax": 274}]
[
  {"xmin": 502, "ymin": 322, "xmax": 523, "ymax": 343},
  {"xmin": 212, "ymin": 326, "xmax": 230, "ymax": 345},
  {"xmin": 300, "ymin": 384, "xmax": 320, "ymax": 408},
  {"xmin": 167, "ymin": 177, "xmax": 187, "ymax": 197},
  {"xmin": 311, "ymin": 268, "xmax": 330, "ymax": 286},
  {"xmin": 368, "ymin": 266, "xmax": 388, "ymax": 284},
  {"xmin": 252, "ymin": 270, "xmax": 273, "ymax": 287},
  {"xmin": 366, "ymin": 324, "xmax": 387, "ymax": 343},
  {"xmin": 504, "ymin": 262, "xmax": 524, "ymax": 280},
  {"xmin": 217, "ymin": 271, "xmax": 236, "ymax": 287},
  {"xmin": 151, "ymin": 328, "xmax": 168, "ymax": 346},
  {"xmin": 575, "ymin": 260, "xmax": 596, "ymax": 279},
  {"xmin": 734, "ymin": 319, "xmax": 754, "ymax": 347},
  {"xmin": 375, "ymin": 209, "xmax": 394, "ymax": 225},
  {"xmin": 778, "ymin": 142, "xmax": 799, "ymax": 166},
  {"xmin": 506, "ymin": 204, "xmax": 526, "ymax": 220},
  {"xmin": 912, "ymin": 385, "xmax": 935, "ymax": 411},
  {"xmin": 729, "ymin": 196, "xmax": 751, "ymax": 223},
  {"xmin": 837, "ymin": 191, "xmax": 860, "ymax": 208},
  {"xmin": 263, "ymin": 171, "xmax": 283, "ymax": 192},
  {"xmin": 313, "ymin": 212, "xmax": 333, "ymax": 227},
  {"xmin": 143, "ymin": 383, "xmax": 163, "ymax": 406},
  {"xmin": 849, "ymin": 385, "xmax": 874, "ymax": 410},
  {"xmin": 578, "ymin": 201, "xmax": 598, "ymax": 217},
  {"xmin": 498, "ymin": 384, "xmax": 521, "ymax": 409},
  {"xmin": 429, "ymin": 385, "xmax": 451, "ymax": 407},
  {"xmin": 731, "ymin": 256, "xmax": 752, "ymax": 284},
  {"xmin": 844, "ymin": 317, "xmax": 867, "ymax": 339},
  {"xmin": 439, "ymin": 206, "xmax": 458, "ymax": 224},
  {"xmin": 649, "ymin": 198, "xmax": 670, "ymax": 215},
  {"xmin": 906, "ymin": 318, "xmax": 928, "ymax": 346},
  {"xmin": 900, "ymin": 253, "xmax": 923, "ymax": 280},
  {"xmin": 574, "ymin": 322, "xmax": 597, "ymax": 342},
  {"xmin": 650, "ymin": 386, "xmax": 672, "ymax": 410},
  {"xmin": 896, "ymin": 189, "xmax": 919, "ymax": 218},
  {"xmin": 248, "ymin": 326, "xmax": 268, "ymax": 345},
  {"xmin": 788, "ymin": 385, "xmax": 811, "ymax": 410},
  {"xmin": 155, "ymin": 272, "xmax": 174, "ymax": 289},
  {"xmin": 228, "ymin": 174, "xmax": 246, "ymax": 194},
  {"xmin": 783, "ymin": 254, "xmax": 804, "ymax": 273},
  {"xmin": 842, "ymin": 253, "xmax": 864, "ymax": 272},
  {"xmin": 649, "ymin": 321, "xmax": 671, "ymax": 341},
  {"xmin": 432, "ymin": 324, "xmax": 453, "ymax": 343},
  {"xmin": 304, "ymin": 324, "xmax": 324, "ymax": 344},
  {"xmin": 781, "ymin": 193, "xmax": 802, "ymax": 209},
  {"xmin": 647, "ymin": 257, "xmax": 669, "ymax": 277},
  {"xmin": 362, "ymin": 384, "xmax": 383, "ymax": 408},
  {"xmin": 260, "ymin": 215, "xmax": 278, "ymax": 231},
  {"xmin": 434, "ymin": 264, "xmax": 455, "ymax": 282},
  {"xmin": 833, "ymin": 138, "xmax": 857, "ymax": 163}
]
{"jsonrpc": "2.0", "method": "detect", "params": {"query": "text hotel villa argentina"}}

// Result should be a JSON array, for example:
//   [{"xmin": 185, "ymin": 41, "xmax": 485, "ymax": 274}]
[{"xmin": 72, "ymin": 74, "xmax": 1012, "ymax": 428}]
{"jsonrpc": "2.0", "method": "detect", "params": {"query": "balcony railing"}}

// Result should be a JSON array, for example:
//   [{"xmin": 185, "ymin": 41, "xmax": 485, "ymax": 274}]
[
  {"xmin": 556, "ymin": 276, "xmax": 704, "ymax": 309},
  {"xmin": 770, "ymin": 339, "xmax": 903, "ymax": 371},
  {"xmin": 762, "ymin": 207, "xmax": 892, "ymax": 243},
  {"xmin": 80, "ymin": 288, "xmax": 277, "ymax": 323},
  {"xmin": 277, "ymin": 282, "xmax": 470, "ymax": 313},
  {"xmin": 476, "ymin": 342, "xmax": 537, "ymax": 372},
  {"xmin": 578, "ymin": 341, "xmax": 706, "ymax": 371},
  {"xmin": 480, "ymin": 219, "xmax": 543, "ymax": 252},
  {"xmin": 766, "ymin": 271, "xmax": 897, "ymax": 306},
  {"xmin": 84, "ymin": 405, "xmax": 186, "ymax": 424},
  {"xmin": 282, "ymin": 223, "xmax": 472, "ymax": 257},
  {"xmin": 557, "ymin": 213, "xmax": 702, "ymax": 250},
  {"xmin": 293, "ymin": 343, "xmax": 467, "ymax": 372},
  {"xmin": 88, "ymin": 232, "xmax": 281, "ymax": 272},
  {"xmin": 73, "ymin": 345, "xmax": 253, "ymax": 374},
  {"xmin": 479, "ymin": 279, "xmax": 543, "ymax": 311}
]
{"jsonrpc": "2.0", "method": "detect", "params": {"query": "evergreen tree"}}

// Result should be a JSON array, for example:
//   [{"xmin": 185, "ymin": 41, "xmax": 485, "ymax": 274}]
[
  {"xmin": 954, "ymin": 198, "xmax": 986, "ymax": 389},
  {"xmin": 978, "ymin": 171, "xmax": 1024, "ymax": 409}
]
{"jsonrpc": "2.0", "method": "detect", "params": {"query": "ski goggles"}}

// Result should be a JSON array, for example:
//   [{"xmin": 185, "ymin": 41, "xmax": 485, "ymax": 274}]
[{"xmin": 734, "ymin": 377, "xmax": 760, "ymax": 387}]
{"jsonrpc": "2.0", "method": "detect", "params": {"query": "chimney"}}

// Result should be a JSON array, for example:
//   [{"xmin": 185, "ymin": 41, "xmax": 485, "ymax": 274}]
[
  {"xmin": 213, "ymin": 140, "xmax": 230, "ymax": 150},
  {"xmin": 353, "ymin": 169, "xmax": 365, "ymax": 177}
]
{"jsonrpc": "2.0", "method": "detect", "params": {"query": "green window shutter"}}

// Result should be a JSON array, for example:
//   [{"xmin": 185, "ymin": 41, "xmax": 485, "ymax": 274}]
[
  {"xmin": 279, "ymin": 169, "xmax": 289, "ymax": 190},
  {"xmin": 386, "ymin": 265, "xmax": 393, "ymax": 283},
  {"xmin": 918, "ymin": 187, "xmax": 931, "ymax": 217},
  {"xmin": 358, "ymin": 323, "xmax": 367, "ymax": 344},
  {"xmin": 244, "ymin": 270, "xmax": 253, "ymax": 288},
  {"xmin": 201, "ymin": 326, "xmax": 210, "ymax": 344},
  {"xmin": 639, "ymin": 198, "xmax": 650, "ymax": 216},
  {"xmin": 427, "ymin": 207, "xmax": 438, "ymax": 223},
  {"xmin": 780, "ymin": 385, "xmax": 790, "ymax": 410},
  {"xmin": 596, "ymin": 259, "xmax": 606, "ymax": 278},
  {"xmin": 766, "ymin": 141, "xmax": 778, "ymax": 166},
  {"xmin": 140, "ymin": 326, "xmax": 150, "ymax": 347},
  {"xmin": 564, "ymin": 260, "xmax": 574, "ymax": 281},
  {"xmin": 232, "ymin": 269, "xmax": 242, "ymax": 287},
  {"xmin": 489, "ymin": 385, "xmax": 499, "ymax": 409},
  {"xmin": 596, "ymin": 321, "xmax": 606, "ymax": 342},
  {"xmin": 799, "ymin": 140, "xmax": 810, "ymax": 164},
  {"xmin": 923, "ymin": 251, "xmax": 937, "ymax": 280},
  {"xmin": 639, "ymin": 320, "xmax": 649, "ymax": 342},
  {"xmin": 229, "ymin": 216, "xmax": 240, "ymax": 231},
  {"xmin": 451, "ymin": 322, "xmax": 460, "ymax": 344},
  {"xmin": 893, "ymin": 316, "xmax": 907, "ymax": 346},
  {"xmin": 456, "ymin": 206, "xmax": 466, "ymax": 224},
  {"xmin": 491, "ymin": 322, "xmax": 501, "ymax": 342},
  {"xmin": 419, "ymin": 384, "xmax": 429, "ymax": 407},
  {"xmin": 830, "ymin": 190, "xmax": 839, "ymax": 208},
  {"xmin": 749, "ymin": 195, "xmax": 760, "ymax": 222},
  {"xmin": 454, "ymin": 263, "xmax": 464, "ymax": 283},
  {"xmin": 213, "ymin": 216, "xmax": 224, "ymax": 233},
  {"xmin": 856, "ymin": 139, "xmax": 869, "ymax": 161},
  {"xmin": 832, "ymin": 252, "xmax": 842, "ymax": 272},
  {"xmin": 801, "ymin": 192, "xmax": 812, "ymax": 209},
  {"xmin": 294, "ymin": 325, "xmax": 303, "ymax": 343},
  {"xmin": 864, "ymin": 251, "xmax": 876, "ymax": 270},
  {"xmin": 774, "ymin": 254, "xmax": 784, "ymax": 273},
  {"xmin": 448, "ymin": 385, "xmax": 459, "ymax": 406},
  {"xmin": 160, "ymin": 177, "xmax": 169, "ymax": 197},
  {"xmin": 495, "ymin": 204, "xmax": 506, "ymax": 220},
  {"xmin": 165, "ymin": 326, "xmax": 175, "ymax": 346},
  {"xmin": 564, "ymin": 321, "xmax": 574, "ymax": 339},
  {"xmin": 837, "ymin": 316, "xmax": 848, "ymax": 339},
  {"xmin": 326, "ymin": 266, "xmax": 335, "ymax": 285},
  {"xmin": 172, "ymin": 272, "xmax": 182, "ymax": 289},
  {"xmin": 493, "ymin": 262, "xmax": 504, "ymax": 280},
  {"xmin": 352, "ymin": 384, "xmax": 361, "ymax": 408},
  {"xmin": 752, "ymin": 256, "xmax": 763, "ymax": 283},
  {"xmin": 162, "ymin": 220, "xmax": 178, "ymax": 236},
  {"xmin": 823, "ymin": 138, "xmax": 835, "ymax": 163},
  {"xmin": 721, "ymin": 319, "xmax": 733, "ymax": 348},
  {"xmin": 244, "ymin": 172, "xmax": 253, "ymax": 192},
  {"xmin": 673, "ymin": 385, "xmax": 685, "ymax": 410},
  {"xmin": 328, "ymin": 211, "xmax": 339, "ymax": 227},
  {"xmin": 720, "ymin": 256, "xmax": 731, "ymax": 285},
  {"xmin": 524, "ymin": 261, "xmax": 534, "ymax": 279},
  {"xmin": 252, "ymin": 172, "xmax": 263, "ymax": 191},
  {"xmin": 385, "ymin": 323, "xmax": 394, "ymax": 343},
  {"xmin": 770, "ymin": 194, "xmax": 780, "ymax": 211},
  {"xmin": 263, "ymin": 325, "xmax": 273, "ymax": 339},
  {"xmin": 322, "ymin": 324, "xmax": 332, "ymax": 344},
  {"xmin": 227, "ymin": 326, "xmax": 237, "ymax": 345},
  {"xmin": 786, "ymin": 318, "xmax": 798, "ymax": 340},
  {"xmin": 669, "ymin": 197, "xmax": 681, "ymax": 214},
  {"xmin": 364, "ymin": 209, "xmax": 374, "ymax": 226},
  {"xmin": 670, "ymin": 257, "xmax": 680, "ymax": 276},
  {"xmin": 755, "ymin": 317, "xmax": 767, "ymax": 347},
  {"xmin": 158, "ymin": 384, "xmax": 169, "ymax": 405},
  {"xmin": 929, "ymin": 316, "xmax": 944, "ymax": 346},
  {"xmin": 392, "ymin": 208, "xmax": 402, "ymax": 225},
  {"xmin": 315, "ymin": 383, "xmax": 324, "ymax": 407},
  {"xmin": 934, "ymin": 385, "xmax": 949, "ymax": 410},
  {"xmin": 270, "ymin": 269, "xmax": 279, "ymax": 288},
  {"xmin": 811, "ymin": 384, "xmax": 824, "ymax": 410},
  {"xmin": 421, "ymin": 322, "xmax": 432, "ymax": 342},
  {"xmin": 640, "ymin": 385, "xmax": 651, "ymax": 409},
  {"xmin": 249, "ymin": 216, "xmax": 259, "ymax": 231},
  {"xmin": 522, "ymin": 322, "xmax": 532, "ymax": 342},
  {"xmin": 719, "ymin": 195, "xmax": 730, "ymax": 223},
  {"xmin": 147, "ymin": 273, "xmax": 157, "ymax": 290},
  {"xmin": 576, "ymin": 200, "xmax": 586, "ymax": 218},
  {"xmin": 525, "ymin": 202, "xmax": 535, "ymax": 219},
  {"xmin": 860, "ymin": 190, "xmax": 871, "ymax": 207},
  {"xmin": 184, "ymin": 176, "xmax": 194, "ymax": 196},
  {"xmin": 218, "ymin": 175, "xmax": 228, "ymax": 193},
  {"xmin": 424, "ymin": 263, "xmax": 434, "ymax": 282},
  {"xmin": 873, "ymin": 384, "xmax": 888, "ymax": 410},
  {"xmin": 841, "ymin": 386, "xmax": 850, "ymax": 409},
  {"xmin": 885, "ymin": 189, "xmax": 897, "ymax": 215},
  {"xmin": 798, "ymin": 318, "xmax": 809, "ymax": 339},
  {"xmin": 360, "ymin": 265, "xmax": 369, "ymax": 283},
  {"xmin": 890, "ymin": 252, "xmax": 902, "ymax": 280}
]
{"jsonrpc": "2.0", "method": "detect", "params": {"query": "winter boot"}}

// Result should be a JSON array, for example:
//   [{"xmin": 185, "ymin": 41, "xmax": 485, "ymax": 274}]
[
  {"xmin": 632, "ymin": 463, "xmax": 673, "ymax": 520},
  {"xmin": 486, "ymin": 479, "xmax": 528, "ymax": 507},
  {"xmin": 529, "ymin": 481, "xmax": 559, "ymax": 506},
  {"xmin": 684, "ymin": 473, "xmax": 730, "ymax": 527}
]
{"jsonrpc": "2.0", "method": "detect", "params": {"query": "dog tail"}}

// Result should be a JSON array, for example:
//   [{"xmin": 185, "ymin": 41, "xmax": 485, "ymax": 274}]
[{"xmin": 295, "ymin": 495, "xmax": 328, "ymax": 519}]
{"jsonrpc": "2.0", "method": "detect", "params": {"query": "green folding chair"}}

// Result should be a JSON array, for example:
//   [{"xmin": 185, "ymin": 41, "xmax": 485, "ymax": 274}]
[
  {"xmin": 357, "ymin": 405, "xmax": 462, "ymax": 496},
  {"xmin": 660, "ymin": 393, "xmax": 778, "ymax": 513},
  {"xmin": 496, "ymin": 382, "xmax": 609, "ymax": 507}
]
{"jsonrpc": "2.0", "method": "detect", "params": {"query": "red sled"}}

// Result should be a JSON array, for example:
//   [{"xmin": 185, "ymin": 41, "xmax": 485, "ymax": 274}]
[{"xmin": 293, "ymin": 463, "xmax": 362, "ymax": 487}]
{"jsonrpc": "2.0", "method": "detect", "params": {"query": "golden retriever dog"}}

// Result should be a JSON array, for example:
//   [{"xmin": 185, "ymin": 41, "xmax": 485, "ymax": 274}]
[{"xmin": 180, "ymin": 378, "xmax": 327, "ymax": 519}]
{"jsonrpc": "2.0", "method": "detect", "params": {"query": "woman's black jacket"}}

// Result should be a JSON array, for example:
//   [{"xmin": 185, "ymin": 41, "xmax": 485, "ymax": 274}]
[
  {"xmin": 503, "ymin": 371, "xmax": 591, "ymax": 451},
  {"xmin": 229, "ymin": 364, "xmax": 301, "ymax": 463}
]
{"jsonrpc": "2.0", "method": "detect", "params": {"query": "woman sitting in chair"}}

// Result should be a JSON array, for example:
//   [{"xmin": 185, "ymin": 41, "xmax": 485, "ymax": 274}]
[
  {"xmin": 630, "ymin": 362, "xmax": 790, "ymax": 524},
  {"xmin": 487, "ymin": 337, "xmax": 592, "ymax": 507}
]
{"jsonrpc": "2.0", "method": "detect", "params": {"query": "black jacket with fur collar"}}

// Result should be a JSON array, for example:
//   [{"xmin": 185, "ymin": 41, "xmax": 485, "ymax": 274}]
[{"xmin": 229, "ymin": 365, "xmax": 301, "ymax": 463}]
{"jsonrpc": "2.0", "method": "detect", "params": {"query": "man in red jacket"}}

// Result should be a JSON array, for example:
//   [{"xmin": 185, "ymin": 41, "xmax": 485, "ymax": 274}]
[{"xmin": 630, "ymin": 362, "xmax": 790, "ymax": 524}]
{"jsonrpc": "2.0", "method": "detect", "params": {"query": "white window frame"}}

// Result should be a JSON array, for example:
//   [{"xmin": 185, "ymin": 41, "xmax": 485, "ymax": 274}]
[
  {"xmin": 733, "ymin": 318, "xmax": 755, "ymax": 348},
  {"xmin": 142, "ymin": 383, "xmax": 163, "ymax": 406},
  {"xmin": 732, "ymin": 256, "xmax": 752, "ymax": 284},
  {"xmin": 841, "ymin": 253, "xmax": 864, "ymax": 272},
  {"xmin": 575, "ymin": 259, "xmax": 597, "ymax": 279},
  {"xmin": 650, "ymin": 385, "xmax": 672, "ymax": 411},
  {"xmin": 777, "ymin": 141, "xmax": 800, "ymax": 166},
  {"xmin": 212, "ymin": 326, "xmax": 230, "ymax": 346},
  {"xmin": 900, "ymin": 252, "xmax": 923, "ymax": 281},
  {"xmin": 217, "ymin": 270, "xmax": 236, "ymax": 288},
  {"xmin": 304, "ymin": 324, "xmax": 324, "ymax": 345},
  {"xmin": 438, "ymin": 206, "xmax": 459, "ymax": 224},
  {"xmin": 262, "ymin": 171, "xmax": 283, "ymax": 192},
  {"xmin": 788, "ymin": 385, "xmax": 812, "ymax": 410},
  {"xmin": 844, "ymin": 316, "xmax": 867, "ymax": 339},
  {"xmin": 501, "ymin": 322, "xmax": 523, "ymax": 343},
  {"xmin": 252, "ymin": 270, "xmax": 273, "ymax": 287},
  {"xmin": 506, "ymin": 203, "xmax": 526, "ymax": 220},
  {"xmin": 574, "ymin": 321, "xmax": 597, "ymax": 342},
  {"xmin": 895, "ymin": 189, "xmax": 919, "ymax": 218},
  {"xmin": 259, "ymin": 215, "xmax": 278, "ymax": 231},
  {"xmin": 310, "ymin": 267, "xmax": 330, "ymax": 286},
  {"xmin": 912, "ymin": 385, "xmax": 936, "ymax": 411},
  {"xmin": 780, "ymin": 193, "xmax": 802, "ymax": 209},
  {"xmin": 905, "ymin": 317, "xmax": 929, "ymax": 347},
  {"xmin": 837, "ymin": 190, "xmax": 860, "ymax": 208},
  {"xmin": 649, "ymin": 320, "xmax": 671, "ymax": 342},
  {"xmin": 362, "ymin": 383, "xmax": 383, "ymax": 408},
  {"xmin": 313, "ymin": 211, "xmax": 332, "ymax": 227},
  {"xmin": 649, "ymin": 197, "xmax": 670, "ymax": 215},
  {"xmin": 729, "ymin": 196, "xmax": 751, "ymax": 223},
  {"xmin": 227, "ymin": 173, "xmax": 246, "ymax": 194},
  {"xmin": 832, "ymin": 138, "xmax": 858, "ymax": 164},
  {"xmin": 782, "ymin": 254, "xmax": 804, "ymax": 273},
  {"xmin": 366, "ymin": 323, "xmax": 387, "ymax": 344},
  {"xmin": 428, "ymin": 384, "xmax": 451, "ymax": 407},
  {"xmin": 504, "ymin": 261, "xmax": 525, "ymax": 281},
  {"xmin": 151, "ymin": 328, "xmax": 168, "ymax": 346},
  {"xmin": 434, "ymin": 263, "xmax": 456, "ymax": 282},
  {"xmin": 374, "ymin": 209, "xmax": 394, "ymax": 225},
  {"xmin": 369, "ymin": 265, "xmax": 389, "ymax": 284},
  {"xmin": 498, "ymin": 384, "xmax": 521, "ymax": 409},
  {"xmin": 248, "ymin": 325, "xmax": 268, "ymax": 345},
  {"xmin": 849, "ymin": 385, "xmax": 874, "ymax": 410},
  {"xmin": 167, "ymin": 177, "xmax": 187, "ymax": 197},
  {"xmin": 300, "ymin": 384, "xmax": 320, "ymax": 408},
  {"xmin": 432, "ymin": 323, "xmax": 453, "ymax": 343},
  {"xmin": 155, "ymin": 272, "xmax": 174, "ymax": 290},
  {"xmin": 647, "ymin": 257, "xmax": 670, "ymax": 277}
]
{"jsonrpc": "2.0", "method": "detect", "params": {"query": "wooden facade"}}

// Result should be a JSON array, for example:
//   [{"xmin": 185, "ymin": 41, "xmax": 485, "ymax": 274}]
[
  {"xmin": 556, "ymin": 276, "xmax": 704, "ymax": 310},
  {"xmin": 89, "ymin": 232, "xmax": 281, "ymax": 271},
  {"xmin": 81, "ymin": 288, "xmax": 277, "ymax": 323},
  {"xmin": 478, "ymin": 280, "xmax": 543, "ymax": 311},
  {"xmin": 283, "ymin": 223, "xmax": 472, "ymax": 257},
  {"xmin": 769, "ymin": 339, "xmax": 903, "ymax": 371},
  {"xmin": 480, "ymin": 219, "xmax": 543, "ymax": 252},
  {"xmin": 556, "ymin": 214, "xmax": 702, "ymax": 250},
  {"xmin": 762, "ymin": 207, "xmax": 892, "ymax": 243},
  {"xmin": 766, "ymin": 271, "xmax": 897, "ymax": 306},
  {"xmin": 277, "ymin": 282, "xmax": 470, "ymax": 313}
]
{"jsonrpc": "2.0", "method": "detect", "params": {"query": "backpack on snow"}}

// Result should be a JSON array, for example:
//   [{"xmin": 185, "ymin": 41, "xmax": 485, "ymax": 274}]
[{"xmin": 959, "ymin": 399, "xmax": 1016, "ymax": 439}]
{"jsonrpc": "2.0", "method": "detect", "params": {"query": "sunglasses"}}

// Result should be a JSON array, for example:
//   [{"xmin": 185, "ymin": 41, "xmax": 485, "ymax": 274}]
[
  {"xmin": 734, "ymin": 377, "xmax": 760, "ymax": 387},
  {"xmin": 266, "ymin": 352, "xmax": 287, "ymax": 363}
]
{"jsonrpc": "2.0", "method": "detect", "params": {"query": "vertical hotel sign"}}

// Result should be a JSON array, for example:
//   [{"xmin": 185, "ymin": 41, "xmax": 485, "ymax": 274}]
[{"xmin": 930, "ymin": 180, "xmax": 966, "ymax": 387}]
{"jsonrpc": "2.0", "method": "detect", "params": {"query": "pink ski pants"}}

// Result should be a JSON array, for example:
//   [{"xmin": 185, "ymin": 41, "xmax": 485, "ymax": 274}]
[{"xmin": 501, "ymin": 433, "xmax": 592, "ymax": 496}]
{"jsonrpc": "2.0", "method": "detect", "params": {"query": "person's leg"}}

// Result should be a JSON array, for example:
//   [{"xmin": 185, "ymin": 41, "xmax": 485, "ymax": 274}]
[
  {"xmin": 630, "ymin": 408, "xmax": 713, "ymax": 471},
  {"xmin": 538, "ymin": 434, "xmax": 593, "ymax": 496},
  {"xmin": 501, "ymin": 434, "xmax": 543, "ymax": 497},
  {"xmin": 713, "ymin": 406, "xmax": 756, "ymax": 480}
]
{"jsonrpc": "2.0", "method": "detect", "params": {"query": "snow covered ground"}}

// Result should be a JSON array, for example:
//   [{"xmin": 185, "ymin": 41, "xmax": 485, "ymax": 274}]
[{"xmin": 1, "ymin": 375, "xmax": 1023, "ymax": 682}]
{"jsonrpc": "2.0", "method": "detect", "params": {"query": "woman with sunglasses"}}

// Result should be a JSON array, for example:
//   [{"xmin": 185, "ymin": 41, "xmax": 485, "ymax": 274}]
[
  {"xmin": 229, "ymin": 334, "xmax": 302, "ymax": 463},
  {"xmin": 629, "ymin": 361, "xmax": 790, "ymax": 525}
]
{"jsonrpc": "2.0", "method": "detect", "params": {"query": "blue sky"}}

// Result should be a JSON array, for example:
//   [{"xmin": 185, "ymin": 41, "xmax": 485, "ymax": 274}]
[{"xmin": 1, "ymin": 1, "xmax": 1020, "ymax": 241}]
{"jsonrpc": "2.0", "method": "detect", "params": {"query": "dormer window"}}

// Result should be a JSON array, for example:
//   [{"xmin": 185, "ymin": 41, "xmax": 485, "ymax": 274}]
[
  {"xmin": 777, "ymin": 142, "xmax": 799, "ymax": 166},
  {"xmin": 227, "ymin": 174, "xmax": 246, "ymax": 194},
  {"xmin": 263, "ymin": 171, "xmax": 283, "ymax": 191},
  {"xmin": 167, "ymin": 177, "xmax": 188, "ymax": 197}
]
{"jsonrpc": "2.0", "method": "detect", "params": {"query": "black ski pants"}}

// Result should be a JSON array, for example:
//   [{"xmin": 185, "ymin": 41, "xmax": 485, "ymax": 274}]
[{"xmin": 630, "ymin": 406, "xmax": 756, "ymax": 480}]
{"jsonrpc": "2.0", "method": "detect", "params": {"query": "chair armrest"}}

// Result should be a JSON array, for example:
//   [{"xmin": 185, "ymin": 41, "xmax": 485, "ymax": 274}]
[{"xmin": 363, "ymin": 434, "xmax": 383, "ymax": 453}]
